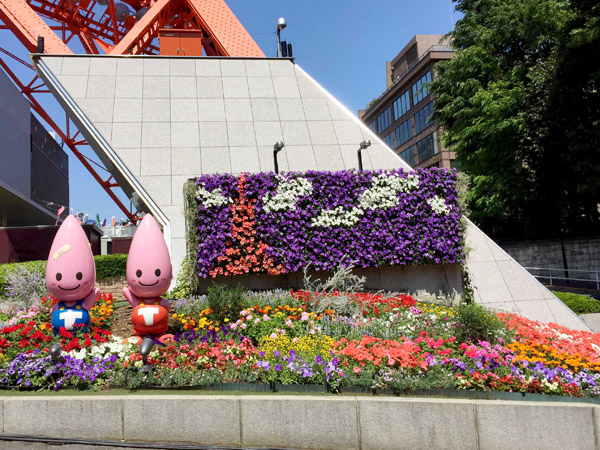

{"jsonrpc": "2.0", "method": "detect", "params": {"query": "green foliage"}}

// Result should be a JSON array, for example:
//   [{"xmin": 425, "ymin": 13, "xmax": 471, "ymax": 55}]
[
  {"xmin": 553, "ymin": 291, "xmax": 600, "ymax": 314},
  {"xmin": 0, "ymin": 261, "xmax": 46, "ymax": 298},
  {"xmin": 432, "ymin": 0, "xmax": 600, "ymax": 239},
  {"xmin": 302, "ymin": 264, "xmax": 365, "ymax": 316},
  {"xmin": 206, "ymin": 283, "xmax": 247, "ymax": 323},
  {"xmin": 455, "ymin": 303, "xmax": 512, "ymax": 344},
  {"xmin": 0, "ymin": 254, "xmax": 128, "ymax": 299},
  {"xmin": 93, "ymin": 254, "xmax": 127, "ymax": 280},
  {"xmin": 168, "ymin": 257, "xmax": 198, "ymax": 299}
]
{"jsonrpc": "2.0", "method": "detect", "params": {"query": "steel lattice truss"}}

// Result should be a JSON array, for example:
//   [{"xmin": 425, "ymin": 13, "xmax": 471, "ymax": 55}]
[{"xmin": 0, "ymin": 0, "xmax": 263, "ymax": 222}]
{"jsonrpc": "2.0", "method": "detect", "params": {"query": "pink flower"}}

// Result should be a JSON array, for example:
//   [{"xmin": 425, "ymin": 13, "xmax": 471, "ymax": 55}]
[
  {"xmin": 230, "ymin": 323, "xmax": 238, "ymax": 330},
  {"xmin": 240, "ymin": 323, "xmax": 247, "ymax": 330},
  {"xmin": 247, "ymin": 315, "xmax": 253, "ymax": 320},
  {"xmin": 270, "ymin": 333, "xmax": 278, "ymax": 339},
  {"xmin": 309, "ymin": 329, "xmax": 315, "ymax": 335},
  {"xmin": 301, "ymin": 312, "xmax": 309, "ymax": 321},
  {"xmin": 263, "ymin": 315, "xmax": 270, "ymax": 321},
  {"xmin": 285, "ymin": 319, "xmax": 293, "ymax": 327},
  {"xmin": 254, "ymin": 318, "xmax": 260, "ymax": 324},
  {"xmin": 353, "ymin": 366, "xmax": 361, "ymax": 374}
]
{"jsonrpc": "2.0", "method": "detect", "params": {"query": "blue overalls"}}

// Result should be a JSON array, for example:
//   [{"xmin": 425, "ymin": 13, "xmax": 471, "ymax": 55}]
[{"xmin": 51, "ymin": 300, "xmax": 91, "ymax": 335}]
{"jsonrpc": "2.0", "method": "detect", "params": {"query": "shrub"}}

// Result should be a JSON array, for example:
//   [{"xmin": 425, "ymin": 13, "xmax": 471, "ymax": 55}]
[
  {"xmin": 0, "ymin": 260, "xmax": 46, "ymax": 299},
  {"xmin": 3, "ymin": 264, "xmax": 47, "ymax": 309},
  {"xmin": 206, "ymin": 283, "xmax": 247, "ymax": 323},
  {"xmin": 94, "ymin": 254, "xmax": 127, "ymax": 280},
  {"xmin": 553, "ymin": 291, "xmax": 600, "ymax": 314},
  {"xmin": 0, "ymin": 255, "xmax": 128, "ymax": 299},
  {"xmin": 455, "ymin": 303, "xmax": 510, "ymax": 344}
]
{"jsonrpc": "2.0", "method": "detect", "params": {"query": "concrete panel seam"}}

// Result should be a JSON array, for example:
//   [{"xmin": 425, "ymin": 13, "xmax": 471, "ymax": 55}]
[
  {"xmin": 238, "ymin": 398, "xmax": 243, "ymax": 447},
  {"xmin": 1, "ymin": 399, "xmax": 3, "ymax": 434},
  {"xmin": 355, "ymin": 397, "xmax": 362, "ymax": 450},
  {"xmin": 120, "ymin": 398, "xmax": 124, "ymax": 440},
  {"xmin": 592, "ymin": 407, "xmax": 598, "ymax": 450},
  {"xmin": 473, "ymin": 402, "xmax": 481, "ymax": 450}
]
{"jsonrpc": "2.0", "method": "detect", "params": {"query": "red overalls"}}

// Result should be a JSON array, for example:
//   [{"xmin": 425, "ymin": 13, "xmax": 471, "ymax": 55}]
[{"xmin": 131, "ymin": 299, "xmax": 168, "ymax": 336}]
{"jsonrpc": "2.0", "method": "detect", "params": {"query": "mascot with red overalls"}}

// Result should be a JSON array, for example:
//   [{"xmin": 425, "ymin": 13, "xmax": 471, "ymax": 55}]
[{"xmin": 123, "ymin": 214, "xmax": 173, "ymax": 344}]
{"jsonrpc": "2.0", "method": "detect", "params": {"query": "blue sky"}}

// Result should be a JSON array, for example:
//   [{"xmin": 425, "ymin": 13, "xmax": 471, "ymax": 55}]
[{"xmin": 1, "ymin": 0, "xmax": 456, "ymax": 223}]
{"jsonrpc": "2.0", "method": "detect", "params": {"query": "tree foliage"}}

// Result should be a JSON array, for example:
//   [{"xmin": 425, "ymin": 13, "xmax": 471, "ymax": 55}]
[{"xmin": 431, "ymin": 0, "xmax": 600, "ymax": 239}]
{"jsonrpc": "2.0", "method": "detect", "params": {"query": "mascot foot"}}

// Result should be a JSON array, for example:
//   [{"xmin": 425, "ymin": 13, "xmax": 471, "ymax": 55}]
[{"xmin": 157, "ymin": 334, "xmax": 174, "ymax": 344}]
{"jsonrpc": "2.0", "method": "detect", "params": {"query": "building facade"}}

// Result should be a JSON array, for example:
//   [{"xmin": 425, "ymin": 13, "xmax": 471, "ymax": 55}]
[
  {"xmin": 0, "ymin": 68, "xmax": 69, "ymax": 227},
  {"xmin": 359, "ymin": 35, "xmax": 456, "ymax": 169}
]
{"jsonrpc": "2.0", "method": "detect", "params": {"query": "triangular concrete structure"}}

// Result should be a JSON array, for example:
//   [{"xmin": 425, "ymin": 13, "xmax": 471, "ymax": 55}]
[{"xmin": 32, "ymin": 55, "xmax": 590, "ymax": 330}]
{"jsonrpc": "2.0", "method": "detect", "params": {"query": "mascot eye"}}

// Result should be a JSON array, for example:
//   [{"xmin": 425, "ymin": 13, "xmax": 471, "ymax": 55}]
[
  {"xmin": 76, "ymin": 272, "xmax": 83, "ymax": 280},
  {"xmin": 155, "ymin": 268, "xmax": 161, "ymax": 277},
  {"xmin": 56, "ymin": 273, "xmax": 62, "ymax": 281},
  {"xmin": 136, "ymin": 269, "xmax": 142, "ymax": 277}
]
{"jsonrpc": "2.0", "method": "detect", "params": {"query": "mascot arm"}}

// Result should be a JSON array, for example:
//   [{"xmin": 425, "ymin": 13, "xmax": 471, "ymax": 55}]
[
  {"xmin": 123, "ymin": 287, "xmax": 141, "ymax": 308},
  {"xmin": 82, "ymin": 287, "xmax": 101, "ymax": 311}
]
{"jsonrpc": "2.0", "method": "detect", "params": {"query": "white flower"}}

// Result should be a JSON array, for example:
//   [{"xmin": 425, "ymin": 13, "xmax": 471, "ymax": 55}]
[
  {"xmin": 311, "ymin": 206, "xmax": 363, "ymax": 227},
  {"xmin": 262, "ymin": 176, "xmax": 313, "ymax": 212},
  {"xmin": 311, "ymin": 172, "xmax": 421, "ymax": 227},
  {"xmin": 427, "ymin": 195, "xmax": 451, "ymax": 215},
  {"xmin": 196, "ymin": 185, "xmax": 232, "ymax": 208}
]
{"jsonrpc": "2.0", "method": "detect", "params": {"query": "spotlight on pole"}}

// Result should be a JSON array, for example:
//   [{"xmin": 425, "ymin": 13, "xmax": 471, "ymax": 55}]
[
  {"xmin": 139, "ymin": 338, "xmax": 155, "ymax": 374},
  {"xmin": 357, "ymin": 140, "xmax": 371, "ymax": 171},
  {"xmin": 276, "ymin": 17, "xmax": 287, "ymax": 58},
  {"xmin": 273, "ymin": 141, "xmax": 285, "ymax": 174}
]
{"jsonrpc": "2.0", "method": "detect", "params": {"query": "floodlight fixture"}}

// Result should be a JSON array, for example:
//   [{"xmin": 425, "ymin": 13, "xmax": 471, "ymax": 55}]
[
  {"xmin": 273, "ymin": 141, "xmax": 285, "ymax": 174},
  {"xmin": 276, "ymin": 17, "xmax": 287, "ymax": 57},
  {"xmin": 49, "ymin": 343, "xmax": 63, "ymax": 362},
  {"xmin": 115, "ymin": 3, "xmax": 131, "ymax": 21},
  {"xmin": 139, "ymin": 337, "xmax": 155, "ymax": 374},
  {"xmin": 357, "ymin": 140, "xmax": 371, "ymax": 171}
]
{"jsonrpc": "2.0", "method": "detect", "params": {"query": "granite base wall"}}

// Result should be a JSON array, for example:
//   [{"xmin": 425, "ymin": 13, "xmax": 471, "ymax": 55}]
[{"xmin": 1, "ymin": 395, "xmax": 597, "ymax": 449}]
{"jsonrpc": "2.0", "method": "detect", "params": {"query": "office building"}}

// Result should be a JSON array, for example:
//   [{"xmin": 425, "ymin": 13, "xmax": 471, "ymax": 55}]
[{"xmin": 359, "ymin": 35, "xmax": 456, "ymax": 169}]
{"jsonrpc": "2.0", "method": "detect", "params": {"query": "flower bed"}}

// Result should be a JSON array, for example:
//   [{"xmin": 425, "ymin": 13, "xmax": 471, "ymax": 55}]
[
  {"xmin": 0, "ymin": 286, "xmax": 599, "ymax": 398},
  {"xmin": 191, "ymin": 169, "xmax": 462, "ymax": 277}
]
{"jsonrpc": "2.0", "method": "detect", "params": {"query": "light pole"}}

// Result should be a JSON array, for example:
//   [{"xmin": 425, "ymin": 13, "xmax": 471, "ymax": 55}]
[
  {"xmin": 276, "ymin": 18, "xmax": 287, "ymax": 57},
  {"xmin": 273, "ymin": 141, "xmax": 285, "ymax": 174},
  {"xmin": 357, "ymin": 140, "xmax": 371, "ymax": 171}
]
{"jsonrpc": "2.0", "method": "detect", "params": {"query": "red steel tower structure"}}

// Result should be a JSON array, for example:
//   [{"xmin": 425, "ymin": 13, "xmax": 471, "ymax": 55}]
[{"xmin": 0, "ymin": 0, "xmax": 264, "ymax": 222}]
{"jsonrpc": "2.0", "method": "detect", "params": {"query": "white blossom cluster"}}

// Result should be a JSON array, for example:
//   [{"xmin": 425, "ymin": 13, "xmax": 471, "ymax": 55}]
[
  {"xmin": 68, "ymin": 337, "xmax": 138, "ymax": 360},
  {"xmin": 196, "ymin": 185, "xmax": 232, "ymax": 208},
  {"xmin": 311, "ymin": 205, "xmax": 363, "ymax": 227},
  {"xmin": 312, "ymin": 173, "xmax": 421, "ymax": 227},
  {"xmin": 262, "ymin": 176, "xmax": 313, "ymax": 212},
  {"xmin": 427, "ymin": 195, "xmax": 451, "ymax": 215}
]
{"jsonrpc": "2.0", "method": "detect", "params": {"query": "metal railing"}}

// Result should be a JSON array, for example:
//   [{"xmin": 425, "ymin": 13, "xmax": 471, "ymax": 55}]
[{"xmin": 525, "ymin": 267, "xmax": 600, "ymax": 290}]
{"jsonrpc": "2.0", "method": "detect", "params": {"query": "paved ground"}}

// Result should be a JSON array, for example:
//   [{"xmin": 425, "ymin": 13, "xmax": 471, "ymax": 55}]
[{"xmin": 0, "ymin": 443, "xmax": 140, "ymax": 450}]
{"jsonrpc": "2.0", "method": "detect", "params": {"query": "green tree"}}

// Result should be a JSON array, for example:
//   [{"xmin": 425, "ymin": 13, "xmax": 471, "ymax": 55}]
[{"xmin": 431, "ymin": 0, "xmax": 600, "ymax": 239}]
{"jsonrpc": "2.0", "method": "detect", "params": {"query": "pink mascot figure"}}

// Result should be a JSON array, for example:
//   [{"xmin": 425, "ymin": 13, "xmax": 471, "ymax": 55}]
[
  {"xmin": 47, "ymin": 215, "xmax": 100, "ymax": 335},
  {"xmin": 123, "ymin": 214, "xmax": 173, "ymax": 344}
]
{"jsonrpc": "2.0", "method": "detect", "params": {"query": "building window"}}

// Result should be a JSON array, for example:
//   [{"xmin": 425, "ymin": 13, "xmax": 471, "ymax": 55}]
[
  {"xmin": 393, "ymin": 91, "xmax": 410, "ymax": 121},
  {"xmin": 395, "ymin": 119, "xmax": 412, "ymax": 147},
  {"xmin": 414, "ymin": 102, "xmax": 434, "ymax": 134},
  {"xmin": 382, "ymin": 132, "xmax": 394, "ymax": 148},
  {"xmin": 412, "ymin": 71, "xmax": 432, "ymax": 106},
  {"xmin": 399, "ymin": 146, "xmax": 415, "ymax": 166},
  {"xmin": 376, "ymin": 107, "xmax": 392, "ymax": 133},
  {"xmin": 369, "ymin": 120, "xmax": 376, "ymax": 133},
  {"xmin": 416, "ymin": 132, "xmax": 437, "ymax": 163}
]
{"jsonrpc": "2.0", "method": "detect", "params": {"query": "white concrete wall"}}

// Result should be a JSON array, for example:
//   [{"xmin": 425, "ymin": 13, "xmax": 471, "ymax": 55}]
[{"xmin": 1, "ymin": 395, "xmax": 598, "ymax": 449}]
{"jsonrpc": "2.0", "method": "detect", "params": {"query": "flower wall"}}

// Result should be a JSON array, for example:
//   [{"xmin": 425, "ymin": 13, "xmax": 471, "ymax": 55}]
[{"xmin": 191, "ymin": 169, "xmax": 462, "ymax": 278}]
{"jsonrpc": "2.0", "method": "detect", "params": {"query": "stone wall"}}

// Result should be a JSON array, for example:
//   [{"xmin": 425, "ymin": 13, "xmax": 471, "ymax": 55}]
[
  {"xmin": 499, "ymin": 236, "xmax": 600, "ymax": 280},
  {"xmin": 1, "ymin": 395, "xmax": 598, "ymax": 449}
]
